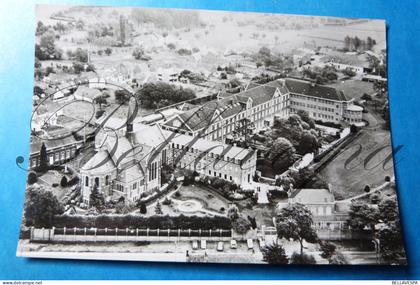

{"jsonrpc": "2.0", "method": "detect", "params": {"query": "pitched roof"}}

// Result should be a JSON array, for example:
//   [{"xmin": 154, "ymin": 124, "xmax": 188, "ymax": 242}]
[
  {"xmin": 30, "ymin": 136, "xmax": 79, "ymax": 155},
  {"xmin": 161, "ymin": 129, "xmax": 255, "ymax": 162},
  {"xmin": 285, "ymin": 78, "xmax": 347, "ymax": 101},
  {"xmin": 80, "ymin": 150, "xmax": 116, "ymax": 174},
  {"xmin": 73, "ymin": 86, "xmax": 102, "ymax": 100},
  {"xmin": 290, "ymin": 188, "xmax": 335, "ymax": 204},
  {"xmin": 236, "ymin": 85, "xmax": 277, "ymax": 107}
]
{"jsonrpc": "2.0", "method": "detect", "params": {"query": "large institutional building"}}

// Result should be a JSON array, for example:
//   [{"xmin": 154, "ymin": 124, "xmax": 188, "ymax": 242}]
[
  {"xmin": 161, "ymin": 78, "xmax": 363, "ymax": 143},
  {"xmin": 80, "ymin": 101, "xmax": 256, "ymax": 205}
]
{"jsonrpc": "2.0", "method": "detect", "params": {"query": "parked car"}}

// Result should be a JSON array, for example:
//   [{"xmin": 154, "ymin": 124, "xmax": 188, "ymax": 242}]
[
  {"xmin": 192, "ymin": 241, "xmax": 198, "ymax": 250},
  {"xmin": 247, "ymin": 239, "xmax": 254, "ymax": 249},
  {"xmin": 217, "ymin": 242, "xmax": 224, "ymax": 252},
  {"xmin": 200, "ymin": 240, "xmax": 207, "ymax": 250},
  {"xmin": 258, "ymin": 238, "xmax": 265, "ymax": 248},
  {"xmin": 230, "ymin": 240, "xmax": 237, "ymax": 249}
]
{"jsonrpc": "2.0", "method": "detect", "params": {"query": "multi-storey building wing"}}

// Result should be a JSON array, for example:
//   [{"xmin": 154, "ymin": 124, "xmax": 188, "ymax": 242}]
[
  {"xmin": 161, "ymin": 78, "xmax": 363, "ymax": 144},
  {"xmin": 164, "ymin": 130, "xmax": 257, "ymax": 186}
]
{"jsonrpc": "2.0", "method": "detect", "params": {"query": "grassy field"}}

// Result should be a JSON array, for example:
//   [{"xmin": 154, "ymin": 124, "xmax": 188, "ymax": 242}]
[
  {"xmin": 329, "ymin": 79, "xmax": 375, "ymax": 100},
  {"xmin": 318, "ymin": 129, "xmax": 395, "ymax": 200}
]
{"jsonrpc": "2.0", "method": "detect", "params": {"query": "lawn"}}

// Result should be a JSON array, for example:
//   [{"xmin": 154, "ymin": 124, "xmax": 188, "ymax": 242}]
[
  {"xmin": 175, "ymin": 184, "xmax": 231, "ymax": 213},
  {"xmin": 318, "ymin": 129, "xmax": 395, "ymax": 200},
  {"xmin": 37, "ymin": 170, "xmax": 74, "ymax": 201}
]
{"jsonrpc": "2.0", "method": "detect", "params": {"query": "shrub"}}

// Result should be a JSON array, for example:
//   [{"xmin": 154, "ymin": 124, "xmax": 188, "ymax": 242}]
[
  {"xmin": 167, "ymin": 43, "xmax": 176, "ymax": 50},
  {"xmin": 247, "ymin": 215, "xmax": 257, "ymax": 229},
  {"xmin": 364, "ymin": 185, "xmax": 371, "ymax": 193},
  {"xmin": 174, "ymin": 191, "xmax": 181, "ymax": 198},
  {"xmin": 52, "ymin": 183, "xmax": 59, "ymax": 188},
  {"xmin": 329, "ymin": 251, "xmax": 348, "ymax": 264},
  {"xmin": 27, "ymin": 172, "xmax": 38, "ymax": 185},
  {"xmin": 51, "ymin": 214, "xmax": 232, "ymax": 230},
  {"xmin": 269, "ymin": 189, "xmax": 288, "ymax": 199},
  {"xmin": 60, "ymin": 176, "xmax": 68, "ymax": 187},
  {"xmin": 162, "ymin": 197, "xmax": 172, "ymax": 205},
  {"xmin": 95, "ymin": 110, "xmax": 105, "ymax": 119},
  {"xmin": 350, "ymin": 124, "xmax": 359, "ymax": 134},
  {"xmin": 66, "ymin": 176, "xmax": 79, "ymax": 187},
  {"xmin": 261, "ymin": 244, "xmax": 288, "ymax": 264},
  {"xmin": 177, "ymin": 48, "xmax": 192, "ymax": 56},
  {"xmin": 290, "ymin": 252, "xmax": 317, "ymax": 264},
  {"xmin": 370, "ymin": 193, "xmax": 381, "ymax": 204},
  {"xmin": 232, "ymin": 217, "xmax": 251, "ymax": 234},
  {"xmin": 385, "ymin": 176, "xmax": 391, "ymax": 182},
  {"xmin": 227, "ymin": 205, "xmax": 239, "ymax": 220},
  {"xmin": 320, "ymin": 241, "xmax": 336, "ymax": 259},
  {"xmin": 138, "ymin": 201, "xmax": 147, "ymax": 214}
]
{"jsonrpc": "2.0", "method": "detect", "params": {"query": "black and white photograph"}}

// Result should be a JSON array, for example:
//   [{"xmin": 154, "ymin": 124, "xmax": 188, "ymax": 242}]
[{"xmin": 17, "ymin": 5, "xmax": 406, "ymax": 265}]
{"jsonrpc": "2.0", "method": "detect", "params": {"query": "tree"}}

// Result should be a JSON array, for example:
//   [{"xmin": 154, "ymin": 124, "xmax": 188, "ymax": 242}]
[
  {"xmin": 261, "ymin": 244, "xmax": 288, "ymax": 264},
  {"xmin": 378, "ymin": 198, "xmax": 399, "ymax": 223},
  {"xmin": 154, "ymin": 200, "xmax": 163, "ymax": 215},
  {"xmin": 36, "ymin": 21, "xmax": 48, "ymax": 36},
  {"xmin": 269, "ymin": 137, "xmax": 297, "ymax": 174},
  {"xmin": 60, "ymin": 176, "xmax": 68, "ymax": 187},
  {"xmin": 377, "ymin": 219, "xmax": 406, "ymax": 264},
  {"xmin": 343, "ymin": 67, "xmax": 356, "ymax": 77},
  {"xmin": 35, "ymin": 32, "xmax": 62, "ymax": 60},
  {"xmin": 39, "ymin": 142, "xmax": 48, "ymax": 172},
  {"xmin": 229, "ymin": 78, "xmax": 241, "ymax": 88},
  {"xmin": 347, "ymin": 202, "xmax": 378, "ymax": 230},
  {"xmin": 138, "ymin": 201, "xmax": 147, "ymax": 214},
  {"xmin": 24, "ymin": 188, "xmax": 64, "ymax": 227},
  {"xmin": 135, "ymin": 82, "xmax": 196, "ymax": 109},
  {"xmin": 27, "ymin": 172, "xmax": 38, "ymax": 185},
  {"xmin": 276, "ymin": 204, "xmax": 318, "ymax": 255},
  {"xmin": 132, "ymin": 46, "xmax": 145, "ymax": 60},
  {"xmin": 89, "ymin": 185, "xmax": 105, "ymax": 211},
  {"xmin": 73, "ymin": 48, "xmax": 89, "ymax": 63},
  {"xmin": 94, "ymin": 95, "xmax": 108, "ymax": 109},
  {"xmin": 232, "ymin": 217, "xmax": 251, "ymax": 234},
  {"xmin": 104, "ymin": 48, "xmax": 112, "ymax": 56},
  {"xmin": 275, "ymin": 175, "xmax": 295, "ymax": 192},
  {"xmin": 227, "ymin": 205, "xmax": 239, "ymax": 220},
  {"xmin": 115, "ymin": 89, "xmax": 131, "ymax": 105},
  {"xmin": 361, "ymin": 93, "xmax": 372, "ymax": 102},
  {"xmin": 297, "ymin": 131, "xmax": 319, "ymax": 154},
  {"xmin": 297, "ymin": 110, "xmax": 315, "ymax": 129}
]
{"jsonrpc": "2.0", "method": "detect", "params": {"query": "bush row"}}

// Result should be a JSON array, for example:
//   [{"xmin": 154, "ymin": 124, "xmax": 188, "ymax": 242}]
[{"xmin": 50, "ymin": 214, "xmax": 232, "ymax": 230}]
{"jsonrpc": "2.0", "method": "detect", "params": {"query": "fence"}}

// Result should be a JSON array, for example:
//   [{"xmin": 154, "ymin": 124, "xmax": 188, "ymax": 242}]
[{"xmin": 30, "ymin": 227, "xmax": 232, "ymax": 243}]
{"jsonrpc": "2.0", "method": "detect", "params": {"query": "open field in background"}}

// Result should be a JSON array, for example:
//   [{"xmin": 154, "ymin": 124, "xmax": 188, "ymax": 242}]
[{"xmin": 329, "ymin": 80, "xmax": 375, "ymax": 100}]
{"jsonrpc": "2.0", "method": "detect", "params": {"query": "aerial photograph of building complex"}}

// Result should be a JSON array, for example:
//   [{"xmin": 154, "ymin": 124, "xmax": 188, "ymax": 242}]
[{"xmin": 17, "ymin": 5, "xmax": 406, "ymax": 265}]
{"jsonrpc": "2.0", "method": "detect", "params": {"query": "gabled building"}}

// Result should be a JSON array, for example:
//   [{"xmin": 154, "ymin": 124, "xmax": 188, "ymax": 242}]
[
  {"xmin": 73, "ymin": 86, "xmax": 102, "ymax": 103},
  {"xmin": 161, "ymin": 78, "xmax": 363, "ymax": 144},
  {"xmin": 80, "ymin": 100, "xmax": 166, "ymax": 205}
]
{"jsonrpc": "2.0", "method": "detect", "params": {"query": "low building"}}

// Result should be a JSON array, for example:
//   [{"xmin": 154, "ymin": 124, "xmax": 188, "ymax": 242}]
[
  {"xmin": 278, "ymin": 188, "xmax": 349, "ymax": 231},
  {"xmin": 73, "ymin": 86, "xmax": 102, "ymax": 103},
  {"xmin": 288, "ymin": 188, "xmax": 335, "ymax": 216},
  {"xmin": 29, "ymin": 136, "xmax": 82, "ymax": 169}
]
